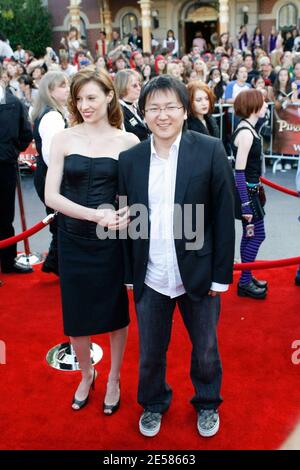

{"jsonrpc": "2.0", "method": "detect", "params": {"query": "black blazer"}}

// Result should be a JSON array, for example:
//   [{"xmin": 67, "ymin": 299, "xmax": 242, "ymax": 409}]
[
  {"xmin": 121, "ymin": 104, "xmax": 150, "ymax": 141},
  {"xmin": 187, "ymin": 114, "xmax": 220, "ymax": 138},
  {"xmin": 118, "ymin": 130, "xmax": 235, "ymax": 302},
  {"xmin": 0, "ymin": 90, "xmax": 33, "ymax": 164}
]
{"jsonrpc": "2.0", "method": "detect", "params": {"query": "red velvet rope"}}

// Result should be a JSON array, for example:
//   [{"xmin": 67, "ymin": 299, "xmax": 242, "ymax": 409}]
[
  {"xmin": 260, "ymin": 177, "xmax": 299, "ymax": 197},
  {"xmin": 0, "ymin": 210, "xmax": 299, "ymax": 270},
  {"xmin": 234, "ymin": 256, "xmax": 300, "ymax": 271},
  {"xmin": 0, "ymin": 215, "xmax": 54, "ymax": 250}
]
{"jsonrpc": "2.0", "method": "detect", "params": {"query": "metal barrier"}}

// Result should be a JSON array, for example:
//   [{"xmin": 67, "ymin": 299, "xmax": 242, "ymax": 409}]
[
  {"xmin": 15, "ymin": 165, "xmax": 44, "ymax": 267},
  {"xmin": 213, "ymin": 101, "xmax": 300, "ymax": 174}
]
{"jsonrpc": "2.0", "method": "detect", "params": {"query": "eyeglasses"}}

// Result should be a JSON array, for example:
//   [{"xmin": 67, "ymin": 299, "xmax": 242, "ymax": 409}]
[{"xmin": 145, "ymin": 105, "xmax": 184, "ymax": 116}]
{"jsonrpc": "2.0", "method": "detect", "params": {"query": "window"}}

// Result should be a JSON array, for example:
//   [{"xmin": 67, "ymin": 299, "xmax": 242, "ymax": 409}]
[
  {"xmin": 278, "ymin": 3, "xmax": 298, "ymax": 30},
  {"xmin": 80, "ymin": 18, "xmax": 87, "ymax": 43},
  {"xmin": 121, "ymin": 13, "xmax": 138, "ymax": 39},
  {"xmin": 66, "ymin": 17, "xmax": 87, "ymax": 44},
  {"xmin": 185, "ymin": 1, "xmax": 218, "ymax": 19}
]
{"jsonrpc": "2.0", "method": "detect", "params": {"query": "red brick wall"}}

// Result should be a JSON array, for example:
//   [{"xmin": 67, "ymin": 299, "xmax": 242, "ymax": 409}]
[
  {"xmin": 48, "ymin": 0, "xmax": 69, "ymax": 26},
  {"xmin": 50, "ymin": 1, "xmax": 99, "ymax": 56},
  {"xmin": 260, "ymin": 19, "xmax": 276, "ymax": 47},
  {"xmin": 82, "ymin": 0, "xmax": 100, "ymax": 24},
  {"xmin": 50, "ymin": 0, "xmax": 143, "ymax": 56},
  {"xmin": 110, "ymin": 0, "xmax": 140, "ymax": 21},
  {"xmin": 259, "ymin": 0, "xmax": 276, "ymax": 15}
]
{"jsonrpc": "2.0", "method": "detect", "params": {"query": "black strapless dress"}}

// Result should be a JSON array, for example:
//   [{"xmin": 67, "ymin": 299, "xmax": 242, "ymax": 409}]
[{"xmin": 57, "ymin": 154, "xmax": 129, "ymax": 337}]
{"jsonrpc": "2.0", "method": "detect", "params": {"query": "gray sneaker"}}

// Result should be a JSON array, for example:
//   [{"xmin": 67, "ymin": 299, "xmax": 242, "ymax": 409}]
[
  {"xmin": 139, "ymin": 410, "xmax": 162, "ymax": 437},
  {"xmin": 197, "ymin": 409, "xmax": 220, "ymax": 437}
]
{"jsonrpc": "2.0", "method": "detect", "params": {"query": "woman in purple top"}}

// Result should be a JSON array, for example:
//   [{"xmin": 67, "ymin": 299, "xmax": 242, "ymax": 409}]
[
  {"xmin": 251, "ymin": 27, "xmax": 264, "ymax": 53},
  {"xmin": 268, "ymin": 26, "xmax": 277, "ymax": 53}
]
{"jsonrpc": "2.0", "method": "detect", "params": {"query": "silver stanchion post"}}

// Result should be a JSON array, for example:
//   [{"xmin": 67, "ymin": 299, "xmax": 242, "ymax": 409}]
[
  {"xmin": 15, "ymin": 164, "xmax": 44, "ymax": 266},
  {"xmin": 46, "ymin": 341, "xmax": 103, "ymax": 371}
]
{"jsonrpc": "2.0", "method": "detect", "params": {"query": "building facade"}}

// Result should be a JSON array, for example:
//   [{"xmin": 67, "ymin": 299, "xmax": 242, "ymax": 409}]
[{"xmin": 45, "ymin": 0, "xmax": 300, "ymax": 55}]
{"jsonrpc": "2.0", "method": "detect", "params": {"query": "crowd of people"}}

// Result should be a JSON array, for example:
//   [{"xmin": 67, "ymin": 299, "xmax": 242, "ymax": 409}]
[
  {"xmin": 1, "ymin": 25, "xmax": 300, "ymax": 121},
  {"xmin": 0, "ymin": 23, "xmax": 300, "ymax": 441}
]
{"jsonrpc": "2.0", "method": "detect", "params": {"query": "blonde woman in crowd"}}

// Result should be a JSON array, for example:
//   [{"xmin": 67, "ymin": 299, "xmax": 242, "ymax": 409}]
[
  {"xmin": 31, "ymin": 71, "xmax": 69, "ymax": 275},
  {"xmin": 115, "ymin": 69, "xmax": 149, "ymax": 141}
]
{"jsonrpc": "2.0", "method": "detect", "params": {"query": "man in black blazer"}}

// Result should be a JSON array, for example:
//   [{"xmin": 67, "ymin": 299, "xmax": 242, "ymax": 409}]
[
  {"xmin": 119, "ymin": 76, "xmax": 235, "ymax": 438},
  {"xmin": 0, "ymin": 71, "xmax": 33, "ymax": 274}
]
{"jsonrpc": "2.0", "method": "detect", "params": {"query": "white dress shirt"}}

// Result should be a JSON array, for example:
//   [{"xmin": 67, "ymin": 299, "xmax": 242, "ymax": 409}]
[
  {"xmin": 145, "ymin": 132, "xmax": 228, "ymax": 298},
  {"xmin": 39, "ymin": 111, "xmax": 66, "ymax": 166}
]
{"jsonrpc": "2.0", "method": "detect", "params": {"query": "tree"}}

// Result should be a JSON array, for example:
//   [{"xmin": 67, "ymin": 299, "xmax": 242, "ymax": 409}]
[{"xmin": 0, "ymin": 0, "xmax": 52, "ymax": 56}]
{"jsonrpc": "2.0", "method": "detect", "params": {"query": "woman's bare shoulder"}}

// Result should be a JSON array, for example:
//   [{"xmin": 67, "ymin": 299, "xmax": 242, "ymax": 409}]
[
  {"xmin": 118, "ymin": 130, "xmax": 141, "ymax": 150},
  {"xmin": 235, "ymin": 126, "xmax": 254, "ymax": 145},
  {"xmin": 64, "ymin": 124, "xmax": 85, "ymax": 136}
]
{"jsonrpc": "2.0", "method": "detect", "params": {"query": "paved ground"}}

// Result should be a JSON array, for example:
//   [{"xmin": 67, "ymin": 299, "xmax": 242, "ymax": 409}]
[{"xmin": 15, "ymin": 163, "xmax": 300, "ymax": 262}]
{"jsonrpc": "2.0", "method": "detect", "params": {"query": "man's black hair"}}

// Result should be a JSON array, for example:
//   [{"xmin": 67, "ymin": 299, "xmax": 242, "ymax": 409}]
[{"xmin": 138, "ymin": 75, "xmax": 189, "ymax": 115}]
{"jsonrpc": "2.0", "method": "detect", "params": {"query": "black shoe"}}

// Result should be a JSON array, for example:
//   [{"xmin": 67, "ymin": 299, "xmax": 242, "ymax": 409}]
[
  {"xmin": 103, "ymin": 398, "xmax": 120, "ymax": 415},
  {"xmin": 252, "ymin": 276, "xmax": 268, "ymax": 290},
  {"xmin": 41, "ymin": 261, "xmax": 59, "ymax": 275},
  {"xmin": 237, "ymin": 281, "xmax": 267, "ymax": 299},
  {"xmin": 72, "ymin": 369, "xmax": 96, "ymax": 411},
  {"xmin": 2, "ymin": 262, "xmax": 33, "ymax": 274},
  {"xmin": 295, "ymin": 270, "xmax": 300, "ymax": 286},
  {"xmin": 103, "ymin": 380, "xmax": 120, "ymax": 415}
]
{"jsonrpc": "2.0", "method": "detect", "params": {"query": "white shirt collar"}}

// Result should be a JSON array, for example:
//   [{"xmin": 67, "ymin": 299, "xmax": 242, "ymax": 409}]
[
  {"xmin": 150, "ymin": 131, "xmax": 182, "ymax": 160},
  {"xmin": 0, "ymin": 84, "xmax": 5, "ymax": 103}
]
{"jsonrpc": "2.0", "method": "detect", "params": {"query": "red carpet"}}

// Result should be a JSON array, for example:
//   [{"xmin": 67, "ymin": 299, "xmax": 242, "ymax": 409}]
[{"xmin": 0, "ymin": 265, "xmax": 300, "ymax": 450}]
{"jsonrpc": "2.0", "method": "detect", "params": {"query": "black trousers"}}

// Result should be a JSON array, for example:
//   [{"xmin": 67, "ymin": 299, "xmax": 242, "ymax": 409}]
[
  {"xmin": 135, "ymin": 284, "xmax": 223, "ymax": 414},
  {"xmin": 0, "ymin": 162, "xmax": 17, "ymax": 270}
]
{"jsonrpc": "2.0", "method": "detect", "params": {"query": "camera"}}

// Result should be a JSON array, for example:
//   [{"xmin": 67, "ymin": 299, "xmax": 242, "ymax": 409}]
[{"xmin": 246, "ymin": 224, "xmax": 255, "ymax": 238}]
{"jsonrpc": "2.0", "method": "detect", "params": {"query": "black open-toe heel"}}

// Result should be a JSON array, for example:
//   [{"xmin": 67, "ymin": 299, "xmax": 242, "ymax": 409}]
[
  {"xmin": 72, "ymin": 368, "xmax": 96, "ymax": 411},
  {"xmin": 103, "ymin": 380, "xmax": 120, "ymax": 415}
]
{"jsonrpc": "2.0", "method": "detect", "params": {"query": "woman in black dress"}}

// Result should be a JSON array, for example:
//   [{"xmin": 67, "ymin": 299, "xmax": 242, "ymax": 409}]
[
  {"xmin": 186, "ymin": 81, "xmax": 220, "ymax": 138},
  {"xmin": 45, "ymin": 68, "xmax": 139, "ymax": 414}
]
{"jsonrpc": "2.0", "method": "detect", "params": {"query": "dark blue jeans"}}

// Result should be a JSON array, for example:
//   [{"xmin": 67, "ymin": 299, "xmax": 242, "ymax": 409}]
[{"xmin": 135, "ymin": 284, "xmax": 223, "ymax": 414}]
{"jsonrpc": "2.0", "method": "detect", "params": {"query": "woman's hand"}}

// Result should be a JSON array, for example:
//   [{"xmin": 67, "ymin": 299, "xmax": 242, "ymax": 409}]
[
  {"xmin": 94, "ymin": 206, "xmax": 130, "ymax": 231},
  {"xmin": 108, "ymin": 206, "xmax": 130, "ymax": 231},
  {"xmin": 242, "ymin": 214, "xmax": 253, "ymax": 223}
]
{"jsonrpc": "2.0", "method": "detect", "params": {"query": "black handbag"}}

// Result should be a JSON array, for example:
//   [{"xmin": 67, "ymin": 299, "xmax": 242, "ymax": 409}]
[{"xmin": 258, "ymin": 185, "xmax": 266, "ymax": 207}]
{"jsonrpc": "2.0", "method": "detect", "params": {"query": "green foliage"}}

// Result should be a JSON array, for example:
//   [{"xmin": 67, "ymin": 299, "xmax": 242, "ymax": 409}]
[{"xmin": 0, "ymin": 0, "xmax": 52, "ymax": 56}]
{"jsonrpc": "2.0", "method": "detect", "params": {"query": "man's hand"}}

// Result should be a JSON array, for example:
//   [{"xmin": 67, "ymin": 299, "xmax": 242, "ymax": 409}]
[{"xmin": 208, "ymin": 290, "xmax": 220, "ymax": 297}]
